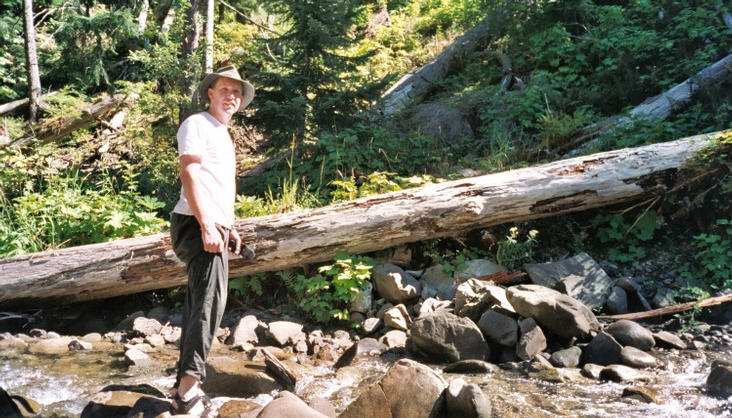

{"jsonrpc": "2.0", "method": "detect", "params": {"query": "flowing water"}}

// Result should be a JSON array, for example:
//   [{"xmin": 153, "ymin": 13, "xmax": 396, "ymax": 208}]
[{"xmin": 1, "ymin": 338, "xmax": 730, "ymax": 417}]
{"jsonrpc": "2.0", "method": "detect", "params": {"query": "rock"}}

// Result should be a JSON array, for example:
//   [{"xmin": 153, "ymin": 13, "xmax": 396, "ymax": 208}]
[
  {"xmin": 124, "ymin": 348, "xmax": 153, "ymax": 367},
  {"xmin": 218, "ymin": 399, "xmax": 262, "ymax": 417},
  {"xmin": 621, "ymin": 386, "xmax": 661, "ymax": 404},
  {"xmin": 582, "ymin": 331, "xmax": 623, "ymax": 366},
  {"xmin": 506, "ymin": 284, "xmax": 600, "ymax": 339},
  {"xmin": 421, "ymin": 265, "xmax": 457, "ymax": 299},
  {"xmin": 46, "ymin": 331, "xmax": 60, "ymax": 339},
  {"xmin": 81, "ymin": 332, "xmax": 103, "ymax": 343},
  {"xmin": 131, "ymin": 317, "xmax": 163, "ymax": 337},
  {"xmin": 81, "ymin": 390, "xmax": 148, "ymax": 418},
  {"xmin": 144, "ymin": 334, "xmax": 165, "ymax": 347},
  {"xmin": 453, "ymin": 259, "xmax": 506, "ymax": 283},
  {"xmin": 307, "ymin": 397, "xmax": 337, "ymax": 418},
  {"xmin": 1, "ymin": 386, "xmax": 38, "ymax": 417},
  {"xmin": 443, "ymin": 360, "xmax": 497, "ymax": 374},
  {"xmin": 257, "ymin": 391, "xmax": 329, "ymax": 418},
  {"xmin": 372, "ymin": 263, "xmax": 421, "ymax": 304},
  {"xmin": 68, "ymin": 339, "xmax": 93, "ymax": 351},
  {"xmin": 582, "ymin": 363, "xmax": 604, "ymax": 380},
  {"xmin": 407, "ymin": 101, "xmax": 474, "ymax": 145},
  {"xmin": 28, "ymin": 336, "xmax": 74, "ymax": 355},
  {"xmin": 350, "ymin": 281, "xmax": 373, "ymax": 314},
  {"xmin": 380, "ymin": 330, "xmax": 408, "ymax": 349},
  {"xmin": 550, "ymin": 346, "xmax": 582, "ymax": 368},
  {"xmin": 523, "ymin": 253, "xmax": 614, "ymax": 309},
  {"xmin": 477, "ymin": 310, "xmax": 518, "ymax": 346},
  {"xmin": 605, "ymin": 320, "xmax": 655, "ymax": 351},
  {"xmin": 334, "ymin": 338, "xmax": 388, "ymax": 368},
  {"xmin": 620, "ymin": 346, "xmax": 657, "ymax": 368},
  {"xmin": 267, "ymin": 321, "xmax": 305, "ymax": 347},
  {"xmin": 599, "ymin": 364, "xmax": 649, "ymax": 382},
  {"xmin": 204, "ymin": 356, "xmax": 281, "ymax": 397},
  {"xmin": 28, "ymin": 328, "xmax": 46, "ymax": 338},
  {"xmin": 161, "ymin": 325, "xmax": 181, "ymax": 344},
  {"xmin": 226, "ymin": 314, "xmax": 260, "ymax": 346},
  {"xmin": 410, "ymin": 310, "xmax": 490, "ymax": 362},
  {"xmin": 340, "ymin": 359, "xmax": 447, "ymax": 418},
  {"xmin": 653, "ymin": 330, "xmax": 687, "ymax": 349},
  {"xmin": 445, "ymin": 378, "xmax": 491, "ymax": 418},
  {"xmin": 0, "ymin": 335, "xmax": 27, "ymax": 350},
  {"xmin": 617, "ymin": 277, "xmax": 653, "ymax": 312},
  {"xmin": 652, "ymin": 286, "xmax": 676, "ymax": 308},
  {"xmin": 127, "ymin": 395, "xmax": 174, "ymax": 417},
  {"xmin": 418, "ymin": 298, "xmax": 453, "ymax": 319},
  {"xmin": 606, "ymin": 286, "xmax": 629, "ymax": 315},
  {"xmin": 383, "ymin": 304, "xmax": 412, "ymax": 331},
  {"xmin": 706, "ymin": 359, "xmax": 732, "ymax": 397},
  {"xmin": 362, "ymin": 317, "xmax": 382, "ymax": 335},
  {"xmin": 146, "ymin": 306, "xmax": 169, "ymax": 323},
  {"xmin": 516, "ymin": 318, "xmax": 547, "ymax": 360},
  {"xmin": 455, "ymin": 279, "xmax": 511, "ymax": 321},
  {"xmin": 113, "ymin": 310, "xmax": 145, "ymax": 331},
  {"xmin": 526, "ymin": 354, "xmax": 555, "ymax": 372}
]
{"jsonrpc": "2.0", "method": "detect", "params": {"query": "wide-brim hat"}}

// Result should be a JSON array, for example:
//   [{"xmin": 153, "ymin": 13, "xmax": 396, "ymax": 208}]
[{"xmin": 195, "ymin": 65, "xmax": 255, "ymax": 112}]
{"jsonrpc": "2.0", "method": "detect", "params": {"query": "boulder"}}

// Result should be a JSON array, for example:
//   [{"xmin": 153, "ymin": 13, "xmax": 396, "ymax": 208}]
[
  {"xmin": 516, "ymin": 318, "xmax": 547, "ymax": 361},
  {"xmin": 257, "ymin": 391, "xmax": 329, "ymax": 418},
  {"xmin": 620, "ymin": 346, "xmax": 657, "ymax": 368},
  {"xmin": 131, "ymin": 317, "xmax": 163, "ymax": 337},
  {"xmin": 203, "ymin": 357, "xmax": 281, "ymax": 397},
  {"xmin": 410, "ymin": 310, "xmax": 490, "ymax": 362},
  {"xmin": 407, "ymin": 101, "xmax": 474, "ymax": 145},
  {"xmin": 217, "ymin": 399, "xmax": 262, "ymax": 417},
  {"xmin": 372, "ymin": 264, "xmax": 421, "ymax": 304},
  {"xmin": 267, "ymin": 321, "xmax": 305, "ymax": 347},
  {"xmin": 362, "ymin": 317, "xmax": 382, "ymax": 335},
  {"xmin": 653, "ymin": 331, "xmax": 687, "ymax": 350},
  {"xmin": 581, "ymin": 363, "xmax": 604, "ymax": 380},
  {"xmin": 421, "ymin": 265, "xmax": 457, "ymax": 299},
  {"xmin": 124, "ymin": 348, "xmax": 154, "ymax": 367},
  {"xmin": 599, "ymin": 364, "xmax": 650, "ymax": 382},
  {"xmin": 550, "ymin": 346, "xmax": 582, "ymax": 368},
  {"xmin": 113, "ymin": 310, "xmax": 145, "ymax": 331},
  {"xmin": 706, "ymin": 360, "xmax": 732, "ymax": 397},
  {"xmin": 443, "ymin": 360, "xmax": 498, "ymax": 374},
  {"xmin": 380, "ymin": 330, "xmax": 408, "ymax": 349},
  {"xmin": 383, "ymin": 304, "xmax": 412, "ymax": 331},
  {"xmin": 444, "ymin": 379, "xmax": 491, "ymax": 418},
  {"xmin": 226, "ymin": 315, "xmax": 260, "ymax": 346},
  {"xmin": 621, "ymin": 386, "xmax": 661, "ymax": 404},
  {"xmin": 506, "ymin": 284, "xmax": 599, "ymax": 339},
  {"xmin": 81, "ymin": 385, "xmax": 166, "ymax": 418},
  {"xmin": 581, "ymin": 332, "xmax": 622, "ymax": 366},
  {"xmin": 523, "ymin": 253, "xmax": 614, "ymax": 309},
  {"xmin": 340, "ymin": 359, "xmax": 447, "ymax": 418},
  {"xmin": 418, "ymin": 298, "xmax": 453, "ymax": 319},
  {"xmin": 453, "ymin": 259, "xmax": 506, "ymax": 283},
  {"xmin": 477, "ymin": 310, "xmax": 518, "ymax": 347},
  {"xmin": 28, "ymin": 336, "xmax": 75, "ymax": 355},
  {"xmin": 68, "ymin": 339, "xmax": 93, "ymax": 351},
  {"xmin": 605, "ymin": 320, "xmax": 655, "ymax": 351},
  {"xmin": 616, "ymin": 277, "xmax": 653, "ymax": 311},
  {"xmin": 606, "ymin": 286, "xmax": 629, "ymax": 315},
  {"xmin": 455, "ymin": 279, "xmax": 513, "ymax": 321}
]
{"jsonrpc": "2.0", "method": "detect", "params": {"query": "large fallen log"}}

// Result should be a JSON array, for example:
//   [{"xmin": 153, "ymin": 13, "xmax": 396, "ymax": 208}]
[{"xmin": 0, "ymin": 130, "xmax": 728, "ymax": 307}]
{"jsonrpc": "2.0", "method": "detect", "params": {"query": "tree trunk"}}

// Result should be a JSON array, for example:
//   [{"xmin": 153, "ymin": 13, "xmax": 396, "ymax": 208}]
[
  {"xmin": 371, "ymin": 7, "xmax": 509, "ymax": 118},
  {"xmin": 179, "ymin": 0, "xmax": 203, "ymax": 123},
  {"xmin": 0, "ymin": 91, "xmax": 56, "ymax": 116},
  {"xmin": 137, "ymin": 0, "xmax": 149, "ymax": 34},
  {"xmin": 0, "ymin": 130, "xmax": 728, "ymax": 307},
  {"xmin": 204, "ymin": 0, "xmax": 214, "ymax": 73},
  {"xmin": 160, "ymin": 7, "xmax": 176, "ymax": 34},
  {"xmin": 22, "ymin": 0, "xmax": 42, "ymax": 123}
]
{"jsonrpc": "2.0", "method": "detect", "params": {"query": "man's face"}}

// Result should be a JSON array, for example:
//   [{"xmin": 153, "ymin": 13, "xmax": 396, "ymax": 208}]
[{"xmin": 208, "ymin": 77, "xmax": 243, "ymax": 118}]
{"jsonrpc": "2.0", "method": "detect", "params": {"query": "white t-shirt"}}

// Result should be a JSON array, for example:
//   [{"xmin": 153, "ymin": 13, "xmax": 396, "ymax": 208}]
[{"xmin": 173, "ymin": 112, "xmax": 236, "ymax": 228}]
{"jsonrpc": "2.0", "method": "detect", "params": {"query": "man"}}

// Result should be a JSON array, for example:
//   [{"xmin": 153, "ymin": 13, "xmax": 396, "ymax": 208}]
[{"xmin": 169, "ymin": 66, "xmax": 255, "ymax": 416}]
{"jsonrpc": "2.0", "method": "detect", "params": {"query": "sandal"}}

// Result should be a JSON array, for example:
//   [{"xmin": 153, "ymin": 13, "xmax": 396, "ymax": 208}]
[{"xmin": 170, "ymin": 391, "xmax": 213, "ymax": 417}]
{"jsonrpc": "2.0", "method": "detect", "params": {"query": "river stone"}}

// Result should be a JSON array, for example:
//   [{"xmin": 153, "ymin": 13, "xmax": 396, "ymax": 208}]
[
  {"xmin": 550, "ymin": 346, "xmax": 582, "ymax": 368},
  {"xmin": 620, "ymin": 346, "xmax": 657, "ymax": 368},
  {"xmin": 217, "ymin": 399, "xmax": 262, "ymax": 417},
  {"xmin": 131, "ymin": 317, "xmax": 163, "ymax": 337},
  {"xmin": 28, "ymin": 336, "xmax": 74, "ymax": 355},
  {"xmin": 419, "ymin": 298, "xmax": 453, "ymax": 319},
  {"xmin": 127, "ymin": 396, "xmax": 173, "ymax": 417},
  {"xmin": 226, "ymin": 314, "xmax": 260, "ymax": 346},
  {"xmin": 606, "ymin": 286, "xmax": 629, "ymax": 315},
  {"xmin": 372, "ymin": 263, "xmax": 421, "ymax": 304},
  {"xmin": 340, "ymin": 358, "xmax": 447, "ymax": 418},
  {"xmin": 28, "ymin": 328, "xmax": 47, "ymax": 338},
  {"xmin": 146, "ymin": 306, "xmax": 169, "ymax": 323},
  {"xmin": 362, "ymin": 317, "xmax": 382, "ymax": 334},
  {"xmin": 652, "ymin": 286, "xmax": 676, "ymax": 308},
  {"xmin": 421, "ymin": 264, "xmax": 457, "ymax": 299},
  {"xmin": 582, "ymin": 363, "xmax": 604, "ymax": 379},
  {"xmin": 81, "ymin": 387, "xmax": 166, "ymax": 418},
  {"xmin": 443, "ymin": 360, "xmax": 498, "ymax": 374},
  {"xmin": 506, "ymin": 284, "xmax": 600, "ymax": 339},
  {"xmin": 380, "ymin": 330, "xmax": 408, "ymax": 349},
  {"xmin": 350, "ymin": 281, "xmax": 373, "ymax": 314},
  {"xmin": 706, "ymin": 359, "xmax": 732, "ymax": 397},
  {"xmin": 203, "ymin": 357, "xmax": 281, "ymax": 396},
  {"xmin": 384, "ymin": 304, "xmax": 412, "ymax": 331},
  {"xmin": 124, "ymin": 348, "xmax": 154, "ymax": 367},
  {"xmin": 144, "ymin": 334, "xmax": 165, "ymax": 347},
  {"xmin": 445, "ymin": 378, "xmax": 491, "ymax": 418},
  {"xmin": 455, "ymin": 280, "xmax": 497, "ymax": 321},
  {"xmin": 307, "ymin": 397, "xmax": 337, "ymax": 418},
  {"xmin": 582, "ymin": 331, "xmax": 623, "ymax": 366},
  {"xmin": 68, "ymin": 339, "xmax": 93, "ymax": 351},
  {"xmin": 599, "ymin": 364, "xmax": 649, "ymax": 382},
  {"xmin": 523, "ymin": 253, "xmax": 614, "ymax": 309},
  {"xmin": 516, "ymin": 318, "xmax": 547, "ymax": 360},
  {"xmin": 334, "ymin": 338, "xmax": 388, "ymax": 368},
  {"xmin": 617, "ymin": 277, "xmax": 653, "ymax": 311},
  {"xmin": 653, "ymin": 330, "xmax": 687, "ymax": 349},
  {"xmin": 81, "ymin": 332, "xmax": 103, "ymax": 343},
  {"xmin": 113, "ymin": 310, "xmax": 145, "ymax": 331},
  {"xmin": 605, "ymin": 320, "xmax": 655, "ymax": 351},
  {"xmin": 621, "ymin": 386, "xmax": 662, "ymax": 404},
  {"xmin": 454, "ymin": 259, "xmax": 506, "ymax": 283},
  {"xmin": 258, "ymin": 391, "xmax": 329, "ymax": 418},
  {"xmin": 410, "ymin": 310, "xmax": 490, "ymax": 362},
  {"xmin": 477, "ymin": 310, "xmax": 518, "ymax": 346},
  {"xmin": 267, "ymin": 321, "xmax": 305, "ymax": 347}
]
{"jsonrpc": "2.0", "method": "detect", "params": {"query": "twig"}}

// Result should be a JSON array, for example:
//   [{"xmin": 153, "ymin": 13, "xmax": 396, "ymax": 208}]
[
  {"xmin": 598, "ymin": 294, "xmax": 732, "ymax": 321},
  {"xmin": 621, "ymin": 196, "xmax": 660, "ymax": 240},
  {"xmin": 218, "ymin": 0, "xmax": 282, "ymax": 36}
]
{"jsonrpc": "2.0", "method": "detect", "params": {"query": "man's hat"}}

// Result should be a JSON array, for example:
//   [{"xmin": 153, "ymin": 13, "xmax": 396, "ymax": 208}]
[{"xmin": 195, "ymin": 65, "xmax": 255, "ymax": 112}]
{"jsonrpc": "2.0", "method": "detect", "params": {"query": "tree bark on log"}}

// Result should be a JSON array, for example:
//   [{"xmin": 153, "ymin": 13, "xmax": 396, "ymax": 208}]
[{"xmin": 0, "ymin": 130, "xmax": 728, "ymax": 307}]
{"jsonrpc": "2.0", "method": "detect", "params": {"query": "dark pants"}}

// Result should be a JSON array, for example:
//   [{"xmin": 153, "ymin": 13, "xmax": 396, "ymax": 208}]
[{"xmin": 169, "ymin": 213, "xmax": 229, "ymax": 386}]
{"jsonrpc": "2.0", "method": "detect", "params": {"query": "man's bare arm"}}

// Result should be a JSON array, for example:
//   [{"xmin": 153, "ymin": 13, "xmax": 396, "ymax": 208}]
[{"xmin": 180, "ymin": 154, "xmax": 225, "ymax": 253}]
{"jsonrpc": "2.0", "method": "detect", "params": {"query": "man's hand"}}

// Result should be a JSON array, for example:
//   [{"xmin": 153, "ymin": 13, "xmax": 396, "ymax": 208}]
[
  {"xmin": 228, "ymin": 228, "xmax": 242, "ymax": 255},
  {"xmin": 201, "ymin": 223, "xmax": 225, "ymax": 253}
]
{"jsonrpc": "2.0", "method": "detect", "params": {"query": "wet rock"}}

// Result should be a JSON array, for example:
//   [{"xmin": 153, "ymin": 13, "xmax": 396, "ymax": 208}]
[
  {"xmin": 652, "ymin": 287, "xmax": 676, "ymax": 308},
  {"xmin": 410, "ymin": 310, "xmax": 490, "ymax": 362},
  {"xmin": 46, "ymin": 331, "xmax": 60, "ymax": 339},
  {"xmin": 445, "ymin": 378, "xmax": 491, "ymax": 418},
  {"xmin": 257, "ymin": 390, "xmax": 329, "ymax": 418},
  {"xmin": 455, "ymin": 279, "xmax": 514, "ymax": 321},
  {"xmin": 307, "ymin": 397, "xmax": 337, "ymax": 417},
  {"xmin": 523, "ymin": 253, "xmax": 614, "ymax": 309},
  {"xmin": 28, "ymin": 328, "xmax": 46, "ymax": 338},
  {"xmin": 131, "ymin": 317, "xmax": 163, "ymax": 337},
  {"xmin": 334, "ymin": 338, "xmax": 388, "ymax": 368},
  {"xmin": 550, "ymin": 346, "xmax": 582, "ymax": 368},
  {"xmin": 124, "ymin": 342, "xmax": 153, "ymax": 353},
  {"xmin": 581, "ymin": 363, "xmax": 604, "ymax": 380},
  {"xmin": 380, "ymin": 330, "xmax": 408, "ymax": 349},
  {"xmin": 350, "ymin": 281, "xmax": 373, "ymax": 314},
  {"xmin": 0, "ymin": 335, "xmax": 27, "ymax": 350},
  {"xmin": 340, "ymin": 359, "xmax": 447, "ymax": 418},
  {"xmin": 362, "ymin": 317, "xmax": 382, "ymax": 335},
  {"xmin": 421, "ymin": 264, "xmax": 457, "ymax": 299},
  {"xmin": 127, "ymin": 395, "xmax": 173, "ymax": 417},
  {"xmin": 124, "ymin": 348, "xmax": 153, "ymax": 367},
  {"xmin": 620, "ymin": 346, "xmax": 657, "ymax": 368},
  {"xmin": 453, "ymin": 259, "xmax": 506, "ymax": 283},
  {"xmin": 68, "ymin": 339, "xmax": 92, "ymax": 351},
  {"xmin": 81, "ymin": 389, "xmax": 153, "ymax": 418},
  {"xmin": 28, "ymin": 336, "xmax": 74, "ymax": 355},
  {"xmin": 226, "ymin": 314, "xmax": 260, "ymax": 346},
  {"xmin": 160, "ymin": 325, "xmax": 181, "ymax": 345},
  {"xmin": 581, "ymin": 331, "xmax": 622, "ymax": 366},
  {"xmin": 267, "ymin": 321, "xmax": 305, "ymax": 347},
  {"xmin": 443, "ymin": 360, "xmax": 498, "ymax": 374},
  {"xmin": 622, "ymin": 386, "xmax": 661, "ymax": 404},
  {"xmin": 516, "ymin": 318, "xmax": 547, "ymax": 360},
  {"xmin": 372, "ymin": 263, "xmax": 421, "ymax": 304},
  {"xmin": 384, "ymin": 304, "xmax": 412, "ymax": 331},
  {"xmin": 653, "ymin": 330, "xmax": 687, "ymax": 349},
  {"xmin": 605, "ymin": 320, "xmax": 655, "ymax": 351},
  {"xmin": 204, "ymin": 356, "xmax": 281, "ymax": 397},
  {"xmin": 526, "ymin": 354, "xmax": 555, "ymax": 373},
  {"xmin": 249, "ymin": 346, "xmax": 288, "ymax": 362},
  {"xmin": 477, "ymin": 310, "xmax": 517, "ymax": 346},
  {"xmin": 218, "ymin": 399, "xmax": 262, "ymax": 417},
  {"xmin": 706, "ymin": 359, "xmax": 732, "ymax": 397},
  {"xmin": 0, "ymin": 386, "xmax": 31, "ymax": 417},
  {"xmin": 599, "ymin": 364, "xmax": 649, "ymax": 382},
  {"xmin": 418, "ymin": 298, "xmax": 453, "ymax": 319},
  {"xmin": 606, "ymin": 286, "xmax": 629, "ymax": 315},
  {"xmin": 506, "ymin": 284, "xmax": 600, "ymax": 339}
]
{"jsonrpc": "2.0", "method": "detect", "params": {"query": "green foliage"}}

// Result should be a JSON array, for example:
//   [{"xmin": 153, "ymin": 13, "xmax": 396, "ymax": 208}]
[
  {"xmin": 591, "ymin": 211, "xmax": 663, "ymax": 263},
  {"xmin": 282, "ymin": 252, "xmax": 374, "ymax": 323},
  {"xmin": 495, "ymin": 226, "xmax": 539, "ymax": 270},
  {"xmin": 330, "ymin": 171, "xmax": 403, "ymax": 202},
  {"xmin": 229, "ymin": 273, "xmax": 265, "ymax": 302},
  {"xmin": 679, "ymin": 219, "xmax": 732, "ymax": 292}
]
